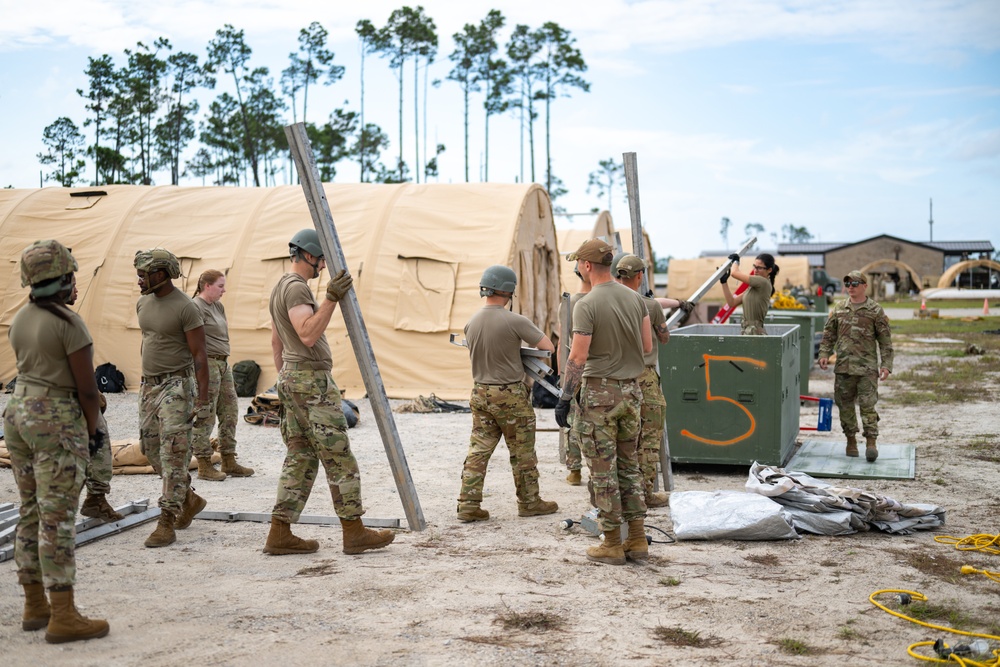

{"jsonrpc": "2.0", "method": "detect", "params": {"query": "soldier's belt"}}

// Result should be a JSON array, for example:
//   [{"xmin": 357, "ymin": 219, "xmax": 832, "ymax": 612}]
[
  {"xmin": 13, "ymin": 383, "xmax": 77, "ymax": 399},
  {"xmin": 207, "ymin": 354, "xmax": 228, "ymax": 361},
  {"xmin": 474, "ymin": 381, "xmax": 522, "ymax": 387},
  {"xmin": 282, "ymin": 360, "xmax": 331, "ymax": 371},
  {"xmin": 141, "ymin": 368, "xmax": 193, "ymax": 386},
  {"xmin": 583, "ymin": 377, "xmax": 638, "ymax": 387}
]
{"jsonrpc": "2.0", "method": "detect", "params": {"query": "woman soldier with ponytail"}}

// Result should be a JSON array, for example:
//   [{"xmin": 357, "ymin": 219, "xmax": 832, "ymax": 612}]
[
  {"xmin": 4, "ymin": 240, "xmax": 110, "ymax": 643},
  {"xmin": 721, "ymin": 252, "xmax": 780, "ymax": 336}
]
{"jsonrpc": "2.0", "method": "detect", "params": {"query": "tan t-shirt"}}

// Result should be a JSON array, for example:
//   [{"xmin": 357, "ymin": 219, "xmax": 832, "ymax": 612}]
[
  {"xmin": 641, "ymin": 294, "xmax": 666, "ymax": 366},
  {"xmin": 195, "ymin": 297, "xmax": 231, "ymax": 357},
  {"xmin": 741, "ymin": 275, "xmax": 772, "ymax": 333},
  {"xmin": 269, "ymin": 273, "xmax": 332, "ymax": 368},
  {"xmin": 573, "ymin": 281, "xmax": 646, "ymax": 380},
  {"xmin": 9, "ymin": 304, "xmax": 93, "ymax": 391},
  {"xmin": 465, "ymin": 305, "xmax": 545, "ymax": 384},
  {"xmin": 136, "ymin": 288, "xmax": 204, "ymax": 376}
]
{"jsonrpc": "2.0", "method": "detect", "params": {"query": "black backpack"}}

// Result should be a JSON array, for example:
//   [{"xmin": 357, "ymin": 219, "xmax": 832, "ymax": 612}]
[
  {"xmin": 95, "ymin": 362, "xmax": 126, "ymax": 393},
  {"xmin": 232, "ymin": 360, "xmax": 261, "ymax": 397}
]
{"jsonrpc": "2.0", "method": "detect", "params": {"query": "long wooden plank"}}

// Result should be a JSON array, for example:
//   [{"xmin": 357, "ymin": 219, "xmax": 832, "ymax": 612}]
[{"xmin": 284, "ymin": 122, "xmax": 426, "ymax": 532}]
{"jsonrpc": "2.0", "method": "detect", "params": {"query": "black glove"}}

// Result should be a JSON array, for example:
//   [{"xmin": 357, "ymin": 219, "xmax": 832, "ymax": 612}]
[
  {"xmin": 554, "ymin": 398, "xmax": 571, "ymax": 428},
  {"xmin": 88, "ymin": 428, "xmax": 108, "ymax": 457},
  {"xmin": 720, "ymin": 267, "xmax": 731, "ymax": 283},
  {"xmin": 644, "ymin": 290, "xmax": 654, "ymax": 299},
  {"xmin": 727, "ymin": 253, "xmax": 740, "ymax": 263},
  {"xmin": 678, "ymin": 300, "xmax": 694, "ymax": 314}
]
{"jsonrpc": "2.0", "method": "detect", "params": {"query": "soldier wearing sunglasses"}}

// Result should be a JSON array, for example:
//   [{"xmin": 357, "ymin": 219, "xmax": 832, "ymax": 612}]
[{"xmin": 818, "ymin": 270, "xmax": 894, "ymax": 462}]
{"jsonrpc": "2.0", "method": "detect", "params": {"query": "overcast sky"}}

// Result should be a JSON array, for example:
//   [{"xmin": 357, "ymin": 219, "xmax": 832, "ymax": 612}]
[{"xmin": 1, "ymin": 0, "xmax": 998, "ymax": 260}]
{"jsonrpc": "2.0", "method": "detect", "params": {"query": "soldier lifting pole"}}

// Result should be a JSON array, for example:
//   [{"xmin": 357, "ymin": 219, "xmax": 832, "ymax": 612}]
[{"xmin": 284, "ymin": 122, "xmax": 426, "ymax": 532}]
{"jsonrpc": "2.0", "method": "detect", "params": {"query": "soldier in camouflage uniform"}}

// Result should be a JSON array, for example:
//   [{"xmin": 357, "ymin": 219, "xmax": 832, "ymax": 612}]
[
  {"xmin": 134, "ymin": 248, "xmax": 210, "ymax": 548},
  {"xmin": 554, "ymin": 239, "xmax": 653, "ymax": 565},
  {"xmin": 64, "ymin": 282, "xmax": 124, "ymax": 523},
  {"xmin": 456, "ymin": 265, "xmax": 558, "ymax": 522},
  {"xmin": 612, "ymin": 254, "xmax": 672, "ymax": 509},
  {"xmin": 264, "ymin": 229, "xmax": 394, "ymax": 556},
  {"xmin": 818, "ymin": 270, "xmax": 894, "ymax": 462},
  {"xmin": 5, "ymin": 240, "xmax": 110, "ymax": 642},
  {"xmin": 190, "ymin": 269, "xmax": 254, "ymax": 481}
]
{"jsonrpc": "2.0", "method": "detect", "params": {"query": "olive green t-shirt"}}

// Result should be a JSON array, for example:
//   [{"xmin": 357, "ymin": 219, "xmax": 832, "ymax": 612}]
[
  {"xmin": 9, "ymin": 303, "xmax": 93, "ymax": 391},
  {"xmin": 465, "ymin": 305, "xmax": 545, "ymax": 384},
  {"xmin": 269, "ymin": 273, "xmax": 332, "ymax": 368},
  {"xmin": 641, "ymin": 294, "xmax": 666, "ymax": 366},
  {"xmin": 136, "ymin": 288, "xmax": 204, "ymax": 376},
  {"xmin": 195, "ymin": 297, "xmax": 231, "ymax": 357},
  {"xmin": 741, "ymin": 275, "xmax": 772, "ymax": 333},
  {"xmin": 572, "ymin": 281, "xmax": 647, "ymax": 380}
]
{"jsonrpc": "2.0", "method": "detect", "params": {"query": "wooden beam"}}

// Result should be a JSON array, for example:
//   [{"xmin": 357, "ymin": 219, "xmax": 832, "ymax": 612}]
[{"xmin": 284, "ymin": 122, "xmax": 426, "ymax": 532}]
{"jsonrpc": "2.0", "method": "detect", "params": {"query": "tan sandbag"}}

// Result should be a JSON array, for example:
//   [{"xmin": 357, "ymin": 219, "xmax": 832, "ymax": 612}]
[{"xmin": 111, "ymin": 440, "xmax": 219, "ymax": 473}]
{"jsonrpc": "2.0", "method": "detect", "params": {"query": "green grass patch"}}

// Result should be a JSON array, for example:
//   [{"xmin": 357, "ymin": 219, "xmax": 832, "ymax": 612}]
[
  {"xmin": 775, "ymin": 638, "xmax": 816, "ymax": 655},
  {"xmin": 887, "ymin": 355, "xmax": 1000, "ymax": 405},
  {"xmin": 891, "ymin": 316, "xmax": 1000, "ymax": 336},
  {"xmin": 495, "ymin": 610, "xmax": 564, "ymax": 632},
  {"xmin": 967, "ymin": 433, "xmax": 1000, "ymax": 463},
  {"xmin": 652, "ymin": 626, "xmax": 715, "ymax": 647},
  {"xmin": 658, "ymin": 576, "xmax": 681, "ymax": 586}
]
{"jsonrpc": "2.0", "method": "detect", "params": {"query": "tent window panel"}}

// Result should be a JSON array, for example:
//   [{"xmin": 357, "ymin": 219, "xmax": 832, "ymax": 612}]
[
  {"xmin": 126, "ymin": 257, "xmax": 198, "ymax": 329},
  {"xmin": 394, "ymin": 257, "xmax": 457, "ymax": 333}
]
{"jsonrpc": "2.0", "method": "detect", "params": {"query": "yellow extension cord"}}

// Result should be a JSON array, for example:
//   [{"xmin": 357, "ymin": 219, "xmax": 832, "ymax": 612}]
[{"xmin": 869, "ymin": 533, "xmax": 1000, "ymax": 666}]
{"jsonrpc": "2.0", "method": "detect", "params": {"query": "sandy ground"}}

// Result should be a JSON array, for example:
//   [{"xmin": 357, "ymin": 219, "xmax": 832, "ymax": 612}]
[{"xmin": 1, "ymin": 336, "xmax": 999, "ymax": 666}]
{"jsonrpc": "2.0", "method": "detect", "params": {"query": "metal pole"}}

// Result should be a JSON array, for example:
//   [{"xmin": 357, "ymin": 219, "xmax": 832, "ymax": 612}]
[{"xmin": 284, "ymin": 122, "xmax": 426, "ymax": 532}]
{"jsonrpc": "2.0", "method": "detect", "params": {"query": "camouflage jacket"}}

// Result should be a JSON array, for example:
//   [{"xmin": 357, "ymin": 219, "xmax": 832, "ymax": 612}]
[{"xmin": 819, "ymin": 297, "xmax": 893, "ymax": 375}]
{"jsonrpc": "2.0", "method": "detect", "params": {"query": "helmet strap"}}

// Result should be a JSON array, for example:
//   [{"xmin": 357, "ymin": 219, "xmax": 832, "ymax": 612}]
[{"xmin": 141, "ymin": 270, "xmax": 170, "ymax": 296}]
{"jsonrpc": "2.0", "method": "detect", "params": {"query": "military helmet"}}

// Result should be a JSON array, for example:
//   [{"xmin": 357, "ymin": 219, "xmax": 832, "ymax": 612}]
[
  {"xmin": 480, "ymin": 265, "xmax": 517, "ymax": 297},
  {"xmin": 134, "ymin": 248, "xmax": 181, "ymax": 279},
  {"xmin": 289, "ymin": 229, "xmax": 324, "ymax": 259},
  {"xmin": 21, "ymin": 240, "xmax": 78, "ymax": 288}
]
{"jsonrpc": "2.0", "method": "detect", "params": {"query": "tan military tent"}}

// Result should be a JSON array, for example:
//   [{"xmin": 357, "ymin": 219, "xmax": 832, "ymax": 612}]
[
  {"xmin": 0, "ymin": 183, "xmax": 560, "ymax": 400},
  {"xmin": 666, "ymin": 255, "xmax": 811, "ymax": 301},
  {"xmin": 555, "ymin": 212, "xmax": 654, "ymax": 295}
]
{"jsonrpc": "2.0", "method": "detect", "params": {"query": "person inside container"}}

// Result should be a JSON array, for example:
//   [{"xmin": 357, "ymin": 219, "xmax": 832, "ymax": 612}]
[{"xmin": 720, "ymin": 252, "xmax": 780, "ymax": 335}]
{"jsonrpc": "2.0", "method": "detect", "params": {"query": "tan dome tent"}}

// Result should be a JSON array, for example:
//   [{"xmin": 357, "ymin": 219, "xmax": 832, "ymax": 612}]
[
  {"xmin": 555, "ymin": 211, "xmax": 654, "ymax": 294},
  {"xmin": 0, "ymin": 184, "xmax": 560, "ymax": 400}
]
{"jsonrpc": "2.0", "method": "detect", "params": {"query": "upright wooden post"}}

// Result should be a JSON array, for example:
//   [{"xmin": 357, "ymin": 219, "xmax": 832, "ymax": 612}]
[
  {"xmin": 284, "ymin": 122, "xmax": 426, "ymax": 532},
  {"xmin": 623, "ymin": 151, "xmax": 673, "ymax": 493}
]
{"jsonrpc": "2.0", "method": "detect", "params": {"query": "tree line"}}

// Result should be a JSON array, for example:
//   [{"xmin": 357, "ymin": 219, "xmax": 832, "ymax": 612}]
[{"xmin": 35, "ymin": 7, "xmax": 590, "ymax": 205}]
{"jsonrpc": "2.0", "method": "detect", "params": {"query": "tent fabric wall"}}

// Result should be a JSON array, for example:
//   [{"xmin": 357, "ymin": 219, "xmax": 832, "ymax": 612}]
[{"xmin": 0, "ymin": 183, "xmax": 559, "ymax": 401}]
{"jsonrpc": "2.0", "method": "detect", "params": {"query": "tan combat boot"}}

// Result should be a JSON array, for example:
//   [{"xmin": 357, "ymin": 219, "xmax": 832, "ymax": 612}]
[
  {"xmin": 645, "ymin": 491, "xmax": 670, "ymax": 508},
  {"xmin": 221, "ymin": 453, "xmax": 254, "ymax": 477},
  {"xmin": 566, "ymin": 469, "xmax": 582, "ymax": 486},
  {"xmin": 197, "ymin": 457, "xmax": 227, "ymax": 481},
  {"xmin": 45, "ymin": 586, "xmax": 109, "ymax": 644},
  {"xmin": 457, "ymin": 504, "xmax": 489, "ymax": 522},
  {"xmin": 22, "ymin": 583, "xmax": 50, "ymax": 631},
  {"xmin": 263, "ymin": 517, "xmax": 319, "ymax": 555},
  {"xmin": 622, "ymin": 519, "xmax": 649, "ymax": 562},
  {"xmin": 144, "ymin": 510, "xmax": 177, "ymax": 548},
  {"xmin": 174, "ymin": 488, "xmax": 207, "ymax": 530},
  {"xmin": 587, "ymin": 528, "xmax": 627, "ymax": 565},
  {"xmin": 865, "ymin": 436, "xmax": 878, "ymax": 463},
  {"xmin": 80, "ymin": 493, "xmax": 124, "ymax": 522},
  {"xmin": 845, "ymin": 434, "xmax": 859, "ymax": 457},
  {"xmin": 518, "ymin": 499, "xmax": 559, "ymax": 517},
  {"xmin": 341, "ymin": 518, "xmax": 395, "ymax": 555}
]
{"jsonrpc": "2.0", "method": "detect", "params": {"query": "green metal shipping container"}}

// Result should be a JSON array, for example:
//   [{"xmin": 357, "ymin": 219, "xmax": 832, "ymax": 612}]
[
  {"xmin": 660, "ymin": 323, "xmax": 800, "ymax": 466},
  {"xmin": 734, "ymin": 310, "xmax": 829, "ymax": 396}
]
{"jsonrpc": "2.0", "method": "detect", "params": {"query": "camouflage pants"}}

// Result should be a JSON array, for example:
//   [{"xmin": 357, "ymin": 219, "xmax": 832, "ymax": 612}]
[
  {"xmin": 140, "ymin": 374, "xmax": 195, "ymax": 513},
  {"xmin": 573, "ymin": 377, "xmax": 645, "ymax": 532},
  {"xmin": 458, "ymin": 382, "xmax": 540, "ymax": 507},
  {"xmin": 834, "ymin": 373, "xmax": 880, "ymax": 438},
  {"xmin": 741, "ymin": 321, "xmax": 765, "ymax": 336},
  {"xmin": 3, "ymin": 396, "xmax": 87, "ymax": 588},
  {"xmin": 564, "ymin": 401, "xmax": 583, "ymax": 471},
  {"xmin": 190, "ymin": 357, "xmax": 239, "ymax": 460},
  {"xmin": 272, "ymin": 370, "xmax": 364, "ymax": 523},
  {"xmin": 637, "ymin": 367, "xmax": 667, "ymax": 498},
  {"xmin": 85, "ymin": 411, "xmax": 112, "ymax": 495}
]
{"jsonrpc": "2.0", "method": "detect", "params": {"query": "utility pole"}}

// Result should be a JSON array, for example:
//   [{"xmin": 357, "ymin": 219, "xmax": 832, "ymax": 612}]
[{"xmin": 929, "ymin": 198, "xmax": 934, "ymax": 242}]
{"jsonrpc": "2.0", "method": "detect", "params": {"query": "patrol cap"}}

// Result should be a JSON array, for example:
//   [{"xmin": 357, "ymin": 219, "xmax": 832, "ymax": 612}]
[
  {"xmin": 20, "ymin": 240, "xmax": 78, "ymax": 288},
  {"xmin": 614, "ymin": 254, "xmax": 647, "ymax": 279},
  {"xmin": 567, "ymin": 239, "xmax": 614, "ymax": 265},
  {"xmin": 134, "ymin": 248, "xmax": 181, "ymax": 279},
  {"xmin": 844, "ymin": 270, "xmax": 868, "ymax": 285}
]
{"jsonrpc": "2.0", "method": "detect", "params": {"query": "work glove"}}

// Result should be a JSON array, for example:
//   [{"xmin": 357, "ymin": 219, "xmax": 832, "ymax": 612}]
[
  {"xmin": 720, "ymin": 267, "xmax": 731, "ymax": 284},
  {"xmin": 194, "ymin": 399, "xmax": 212, "ymax": 423},
  {"xmin": 727, "ymin": 253, "xmax": 740, "ymax": 264},
  {"xmin": 88, "ymin": 428, "xmax": 108, "ymax": 457},
  {"xmin": 554, "ymin": 398, "xmax": 571, "ymax": 429},
  {"xmin": 98, "ymin": 392, "xmax": 107, "ymax": 414},
  {"xmin": 325, "ymin": 269, "xmax": 353, "ymax": 302},
  {"xmin": 678, "ymin": 300, "xmax": 695, "ymax": 314}
]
